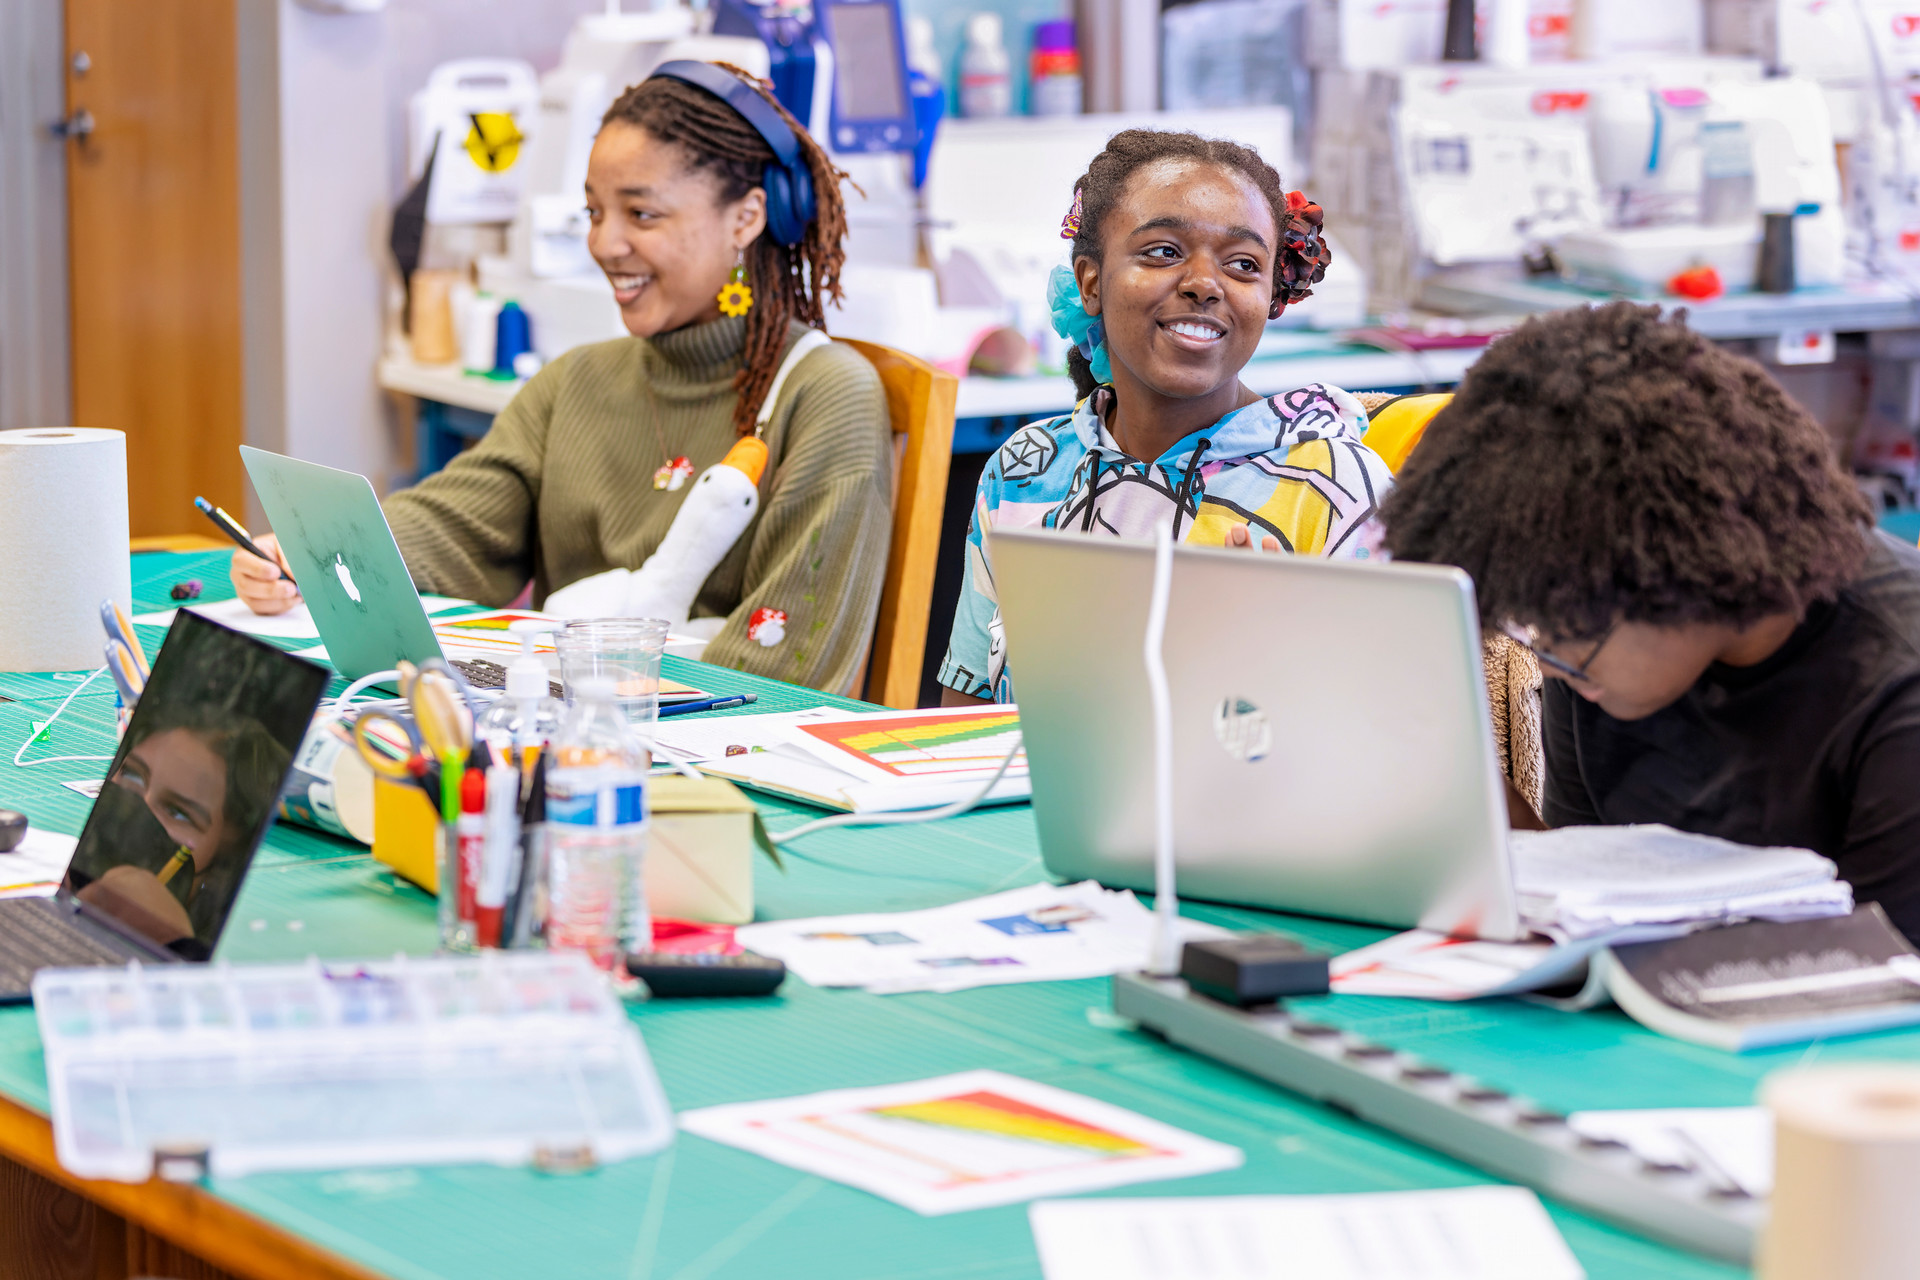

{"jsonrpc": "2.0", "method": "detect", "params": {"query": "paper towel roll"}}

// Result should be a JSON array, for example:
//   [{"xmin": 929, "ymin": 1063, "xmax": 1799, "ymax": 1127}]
[
  {"xmin": 1760, "ymin": 1063, "xmax": 1920, "ymax": 1280},
  {"xmin": 0, "ymin": 428, "xmax": 131, "ymax": 672}
]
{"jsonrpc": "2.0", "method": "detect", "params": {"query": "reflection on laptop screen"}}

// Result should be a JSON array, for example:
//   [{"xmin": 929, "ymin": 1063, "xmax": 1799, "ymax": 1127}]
[{"xmin": 62, "ymin": 611, "xmax": 328, "ymax": 960}]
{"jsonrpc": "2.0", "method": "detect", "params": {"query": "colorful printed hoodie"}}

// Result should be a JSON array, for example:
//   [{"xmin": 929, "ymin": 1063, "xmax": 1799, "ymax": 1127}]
[{"xmin": 937, "ymin": 383, "xmax": 1395, "ymax": 702}]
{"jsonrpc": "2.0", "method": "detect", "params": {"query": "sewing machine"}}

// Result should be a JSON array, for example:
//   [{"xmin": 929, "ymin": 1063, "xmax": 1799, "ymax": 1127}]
[{"xmin": 1319, "ymin": 57, "xmax": 1849, "ymax": 309}]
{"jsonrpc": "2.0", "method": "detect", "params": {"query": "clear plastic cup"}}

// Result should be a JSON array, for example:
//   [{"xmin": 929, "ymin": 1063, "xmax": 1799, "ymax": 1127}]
[{"xmin": 555, "ymin": 619, "xmax": 670, "ymax": 728}]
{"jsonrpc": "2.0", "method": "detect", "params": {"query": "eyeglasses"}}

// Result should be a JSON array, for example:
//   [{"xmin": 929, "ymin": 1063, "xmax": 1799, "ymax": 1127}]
[{"xmin": 1499, "ymin": 618, "xmax": 1617, "ymax": 684}]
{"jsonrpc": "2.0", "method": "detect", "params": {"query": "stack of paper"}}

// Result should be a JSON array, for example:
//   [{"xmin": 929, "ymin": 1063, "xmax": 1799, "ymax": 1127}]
[
  {"xmin": 132, "ymin": 594, "xmax": 473, "ymax": 641},
  {"xmin": 1334, "ymin": 825, "xmax": 1854, "ymax": 1001},
  {"xmin": 735, "ymin": 881, "xmax": 1223, "ymax": 994},
  {"xmin": 0, "ymin": 829, "xmax": 75, "ymax": 899},
  {"xmin": 656, "ymin": 705, "xmax": 1030, "ymax": 814},
  {"xmin": 1029, "ymin": 1186, "xmax": 1585, "ymax": 1280},
  {"xmin": 1511, "ymin": 824, "xmax": 1852, "ymax": 941}
]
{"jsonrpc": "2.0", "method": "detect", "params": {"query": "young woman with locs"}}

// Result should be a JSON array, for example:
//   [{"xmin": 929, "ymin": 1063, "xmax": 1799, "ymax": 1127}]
[{"xmin": 231, "ymin": 63, "xmax": 894, "ymax": 694}]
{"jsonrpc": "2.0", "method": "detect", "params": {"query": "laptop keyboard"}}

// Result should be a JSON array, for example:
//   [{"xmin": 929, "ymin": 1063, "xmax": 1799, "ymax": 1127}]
[
  {"xmin": 449, "ymin": 658, "xmax": 564, "ymax": 699},
  {"xmin": 0, "ymin": 899, "xmax": 133, "ymax": 995}
]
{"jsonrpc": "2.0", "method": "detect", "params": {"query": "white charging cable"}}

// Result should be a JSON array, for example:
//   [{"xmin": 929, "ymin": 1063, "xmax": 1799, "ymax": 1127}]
[
  {"xmin": 11, "ymin": 666, "xmax": 117, "ymax": 769},
  {"xmin": 1144, "ymin": 519, "xmax": 1182, "ymax": 976},
  {"xmin": 329, "ymin": 669, "xmax": 406, "ymax": 719},
  {"xmin": 767, "ymin": 730, "xmax": 1025, "ymax": 846}
]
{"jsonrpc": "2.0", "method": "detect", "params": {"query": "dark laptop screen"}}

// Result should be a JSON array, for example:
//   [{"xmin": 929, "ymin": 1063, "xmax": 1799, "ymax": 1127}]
[{"xmin": 63, "ymin": 611, "xmax": 327, "ymax": 960}]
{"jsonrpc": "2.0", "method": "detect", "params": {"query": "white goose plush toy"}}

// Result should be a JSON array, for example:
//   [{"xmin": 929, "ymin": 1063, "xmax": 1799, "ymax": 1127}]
[{"xmin": 543, "ymin": 331, "xmax": 828, "ymax": 628}]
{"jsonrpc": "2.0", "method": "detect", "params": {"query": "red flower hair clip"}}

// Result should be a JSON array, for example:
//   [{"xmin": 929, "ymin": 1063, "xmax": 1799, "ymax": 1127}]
[{"xmin": 1275, "ymin": 190, "xmax": 1331, "ymax": 311}]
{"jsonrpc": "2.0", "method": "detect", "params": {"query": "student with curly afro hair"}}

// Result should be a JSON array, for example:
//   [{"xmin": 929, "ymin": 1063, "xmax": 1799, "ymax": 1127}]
[{"xmin": 1382, "ymin": 301, "xmax": 1920, "ymax": 942}]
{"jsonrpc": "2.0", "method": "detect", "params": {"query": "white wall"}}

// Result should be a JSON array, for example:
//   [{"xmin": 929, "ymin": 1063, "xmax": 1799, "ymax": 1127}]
[
  {"xmin": 239, "ymin": 0, "xmax": 394, "ymax": 504},
  {"xmin": 0, "ymin": 0, "xmax": 72, "ymax": 431},
  {"xmin": 238, "ymin": 0, "xmax": 604, "ymax": 503},
  {"xmin": 282, "ymin": 3, "xmax": 393, "ymax": 480}
]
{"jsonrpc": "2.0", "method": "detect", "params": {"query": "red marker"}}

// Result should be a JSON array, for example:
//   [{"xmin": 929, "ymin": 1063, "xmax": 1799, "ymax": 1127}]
[{"xmin": 457, "ymin": 768, "xmax": 487, "ymax": 930}]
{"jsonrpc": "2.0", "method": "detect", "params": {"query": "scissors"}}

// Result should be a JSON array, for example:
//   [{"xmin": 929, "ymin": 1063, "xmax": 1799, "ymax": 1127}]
[
  {"xmin": 99, "ymin": 600, "xmax": 150, "ymax": 681},
  {"xmin": 351, "ymin": 705, "xmax": 425, "ymax": 782},
  {"xmin": 103, "ymin": 639, "xmax": 145, "ymax": 708},
  {"xmin": 409, "ymin": 667, "xmax": 472, "ymax": 759}
]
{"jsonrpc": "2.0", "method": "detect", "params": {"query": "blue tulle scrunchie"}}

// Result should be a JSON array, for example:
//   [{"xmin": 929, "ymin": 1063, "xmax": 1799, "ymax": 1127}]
[{"xmin": 1048, "ymin": 263, "xmax": 1112, "ymax": 386}]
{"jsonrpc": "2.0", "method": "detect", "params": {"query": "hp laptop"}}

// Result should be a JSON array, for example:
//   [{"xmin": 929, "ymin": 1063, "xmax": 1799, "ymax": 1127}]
[
  {"xmin": 0, "ymin": 611, "xmax": 328, "ymax": 1001},
  {"xmin": 989, "ymin": 527, "xmax": 1524, "ymax": 942}
]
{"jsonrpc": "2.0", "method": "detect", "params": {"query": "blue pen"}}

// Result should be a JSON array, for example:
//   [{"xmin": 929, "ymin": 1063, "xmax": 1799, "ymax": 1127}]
[{"xmin": 659, "ymin": 693, "xmax": 758, "ymax": 718}]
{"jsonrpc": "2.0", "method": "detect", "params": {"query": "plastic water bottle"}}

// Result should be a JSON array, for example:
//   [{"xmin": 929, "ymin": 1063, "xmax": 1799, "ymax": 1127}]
[{"xmin": 543, "ymin": 675, "xmax": 650, "ymax": 976}]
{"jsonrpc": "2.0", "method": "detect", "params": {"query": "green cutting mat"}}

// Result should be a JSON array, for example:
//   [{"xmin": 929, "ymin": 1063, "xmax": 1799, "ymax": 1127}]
[{"xmin": 0, "ymin": 553, "xmax": 1859, "ymax": 1279}]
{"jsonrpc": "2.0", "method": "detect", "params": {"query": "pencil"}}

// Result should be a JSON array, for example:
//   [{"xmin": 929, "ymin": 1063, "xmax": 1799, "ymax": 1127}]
[{"xmin": 193, "ymin": 496, "xmax": 289, "ymax": 580}]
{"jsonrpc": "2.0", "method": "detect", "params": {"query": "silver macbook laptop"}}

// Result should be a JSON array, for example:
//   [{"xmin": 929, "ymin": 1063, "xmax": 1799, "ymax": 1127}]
[
  {"xmin": 240, "ymin": 447, "xmax": 451, "ymax": 682},
  {"xmin": 989, "ymin": 527, "xmax": 1523, "ymax": 942}
]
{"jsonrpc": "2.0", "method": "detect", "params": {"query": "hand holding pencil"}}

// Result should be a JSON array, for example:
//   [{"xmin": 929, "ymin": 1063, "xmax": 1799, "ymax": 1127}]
[
  {"xmin": 228, "ymin": 531, "xmax": 301, "ymax": 615},
  {"xmin": 196, "ymin": 496, "xmax": 301, "ymax": 616}
]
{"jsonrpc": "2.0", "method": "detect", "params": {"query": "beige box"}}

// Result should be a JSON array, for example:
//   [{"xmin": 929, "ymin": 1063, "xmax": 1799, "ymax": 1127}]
[{"xmin": 373, "ymin": 773, "xmax": 771, "ymax": 926}]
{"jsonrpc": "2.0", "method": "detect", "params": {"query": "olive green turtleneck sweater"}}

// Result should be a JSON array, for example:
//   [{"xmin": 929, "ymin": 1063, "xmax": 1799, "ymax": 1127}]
[{"xmin": 383, "ymin": 316, "xmax": 894, "ymax": 694}]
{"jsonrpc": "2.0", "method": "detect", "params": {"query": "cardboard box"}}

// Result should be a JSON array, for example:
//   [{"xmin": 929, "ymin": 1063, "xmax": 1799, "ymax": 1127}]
[{"xmin": 372, "ymin": 773, "xmax": 770, "ymax": 925}]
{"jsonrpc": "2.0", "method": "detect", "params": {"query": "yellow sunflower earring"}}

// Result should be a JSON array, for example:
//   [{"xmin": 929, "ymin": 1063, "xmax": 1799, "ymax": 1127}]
[{"xmin": 717, "ymin": 250, "xmax": 754, "ymax": 317}]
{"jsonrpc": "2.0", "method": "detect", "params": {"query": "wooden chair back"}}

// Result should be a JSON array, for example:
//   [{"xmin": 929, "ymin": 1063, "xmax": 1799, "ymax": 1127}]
[{"xmin": 837, "ymin": 338, "xmax": 958, "ymax": 708}]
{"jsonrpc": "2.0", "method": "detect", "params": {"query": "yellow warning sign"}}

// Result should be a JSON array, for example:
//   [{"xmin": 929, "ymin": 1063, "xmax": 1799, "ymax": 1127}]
[{"xmin": 463, "ymin": 112, "xmax": 524, "ymax": 174}]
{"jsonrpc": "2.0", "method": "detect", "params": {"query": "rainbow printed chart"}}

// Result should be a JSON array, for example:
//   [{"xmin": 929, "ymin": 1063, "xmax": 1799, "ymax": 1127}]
[
  {"xmin": 795, "ymin": 707, "xmax": 1026, "ymax": 782},
  {"xmin": 430, "ymin": 610, "xmax": 557, "ymax": 655},
  {"xmin": 679, "ymin": 1070, "xmax": 1241, "ymax": 1214},
  {"xmin": 869, "ymin": 1090, "xmax": 1163, "ymax": 1159}
]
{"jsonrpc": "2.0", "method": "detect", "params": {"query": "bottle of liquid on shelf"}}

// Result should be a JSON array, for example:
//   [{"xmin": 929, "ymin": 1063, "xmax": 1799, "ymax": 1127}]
[
  {"xmin": 906, "ymin": 16, "xmax": 945, "ymax": 189},
  {"xmin": 958, "ymin": 13, "xmax": 1013, "ymax": 119},
  {"xmin": 543, "ymin": 675, "xmax": 650, "ymax": 977},
  {"xmin": 1028, "ymin": 20, "xmax": 1081, "ymax": 117}
]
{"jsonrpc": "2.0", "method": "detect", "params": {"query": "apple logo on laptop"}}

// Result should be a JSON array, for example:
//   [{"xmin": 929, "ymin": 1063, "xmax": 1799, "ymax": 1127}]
[{"xmin": 333, "ymin": 554, "xmax": 362, "ymax": 605}]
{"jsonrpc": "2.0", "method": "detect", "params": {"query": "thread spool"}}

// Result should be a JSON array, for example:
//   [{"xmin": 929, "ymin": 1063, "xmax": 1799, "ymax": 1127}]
[
  {"xmin": 408, "ymin": 269, "xmax": 461, "ymax": 365},
  {"xmin": 1758, "ymin": 212, "xmax": 1798, "ymax": 294},
  {"xmin": 1481, "ymin": 0, "xmax": 1530, "ymax": 68},
  {"xmin": 1442, "ymin": 0, "xmax": 1477, "ymax": 60},
  {"xmin": 460, "ymin": 291, "xmax": 501, "ymax": 374},
  {"xmin": 0, "ymin": 428, "xmax": 131, "ymax": 672},
  {"xmin": 1759, "ymin": 1064, "xmax": 1920, "ymax": 1280},
  {"xmin": 493, "ymin": 299, "xmax": 532, "ymax": 375}
]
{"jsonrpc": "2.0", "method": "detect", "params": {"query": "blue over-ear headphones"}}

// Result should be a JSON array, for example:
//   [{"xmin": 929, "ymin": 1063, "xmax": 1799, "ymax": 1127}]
[{"xmin": 647, "ymin": 60, "xmax": 816, "ymax": 248}]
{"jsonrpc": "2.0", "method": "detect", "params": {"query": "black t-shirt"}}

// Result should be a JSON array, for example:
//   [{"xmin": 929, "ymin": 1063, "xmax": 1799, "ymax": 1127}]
[{"xmin": 1543, "ymin": 530, "xmax": 1920, "ymax": 943}]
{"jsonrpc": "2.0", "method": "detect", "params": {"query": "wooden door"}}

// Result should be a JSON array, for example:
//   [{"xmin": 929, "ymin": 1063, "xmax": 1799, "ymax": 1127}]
[{"xmin": 63, "ymin": 0, "xmax": 241, "ymax": 537}]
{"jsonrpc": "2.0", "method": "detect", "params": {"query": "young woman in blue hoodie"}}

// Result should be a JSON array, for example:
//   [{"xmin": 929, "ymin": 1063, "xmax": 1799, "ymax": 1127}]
[{"xmin": 938, "ymin": 128, "xmax": 1394, "ymax": 704}]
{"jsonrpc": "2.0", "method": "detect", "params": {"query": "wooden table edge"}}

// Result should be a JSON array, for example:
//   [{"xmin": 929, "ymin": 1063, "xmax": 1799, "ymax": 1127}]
[{"xmin": 0, "ymin": 1091, "xmax": 389, "ymax": 1280}]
